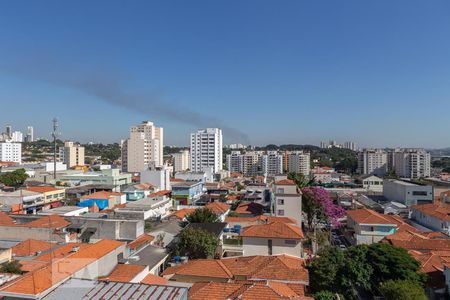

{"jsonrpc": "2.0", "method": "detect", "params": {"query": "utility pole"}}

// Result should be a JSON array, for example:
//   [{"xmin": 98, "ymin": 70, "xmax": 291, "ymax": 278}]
[{"xmin": 52, "ymin": 118, "xmax": 58, "ymax": 180}]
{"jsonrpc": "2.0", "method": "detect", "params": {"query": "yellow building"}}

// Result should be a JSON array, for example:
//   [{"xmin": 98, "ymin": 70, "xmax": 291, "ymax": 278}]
[{"xmin": 26, "ymin": 186, "xmax": 65, "ymax": 207}]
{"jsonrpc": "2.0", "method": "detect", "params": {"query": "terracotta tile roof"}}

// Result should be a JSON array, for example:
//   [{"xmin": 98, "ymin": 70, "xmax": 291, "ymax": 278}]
[
  {"xmin": 140, "ymin": 274, "xmax": 169, "ymax": 285},
  {"xmin": 148, "ymin": 190, "xmax": 171, "ymax": 197},
  {"xmin": 411, "ymin": 202, "xmax": 450, "ymax": 221},
  {"xmin": 347, "ymin": 208, "xmax": 397, "ymax": 225},
  {"xmin": 19, "ymin": 260, "xmax": 48, "ymax": 272},
  {"xmin": 127, "ymin": 234, "xmax": 154, "ymax": 251},
  {"xmin": 235, "ymin": 202, "xmax": 264, "ymax": 215},
  {"xmin": 170, "ymin": 178, "xmax": 184, "ymax": 182},
  {"xmin": 384, "ymin": 230, "xmax": 450, "ymax": 252},
  {"xmin": 133, "ymin": 183, "xmax": 153, "ymax": 190},
  {"xmin": 189, "ymin": 281, "xmax": 311, "ymax": 300},
  {"xmin": 275, "ymin": 179, "xmax": 296, "ymax": 186},
  {"xmin": 25, "ymin": 215, "xmax": 70, "ymax": 229},
  {"xmin": 230, "ymin": 172, "xmax": 243, "ymax": 178},
  {"xmin": 205, "ymin": 202, "xmax": 231, "ymax": 215},
  {"xmin": 0, "ymin": 212, "xmax": 16, "ymax": 226},
  {"xmin": 225, "ymin": 215, "xmax": 296, "ymax": 224},
  {"xmin": 25, "ymin": 186, "xmax": 62, "ymax": 193},
  {"xmin": 98, "ymin": 264, "xmax": 146, "ymax": 283},
  {"xmin": 12, "ymin": 239, "xmax": 54, "ymax": 257},
  {"xmin": 164, "ymin": 255, "xmax": 308, "ymax": 283},
  {"xmin": 0, "ymin": 240, "xmax": 124, "ymax": 297},
  {"xmin": 409, "ymin": 250, "xmax": 450, "ymax": 289},
  {"xmin": 240, "ymin": 222, "xmax": 304, "ymax": 239},
  {"xmin": 33, "ymin": 243, "xmax": 90, "ymax": 262},
  {"xmin": 170, "ymin": 208, "xmax": 196, "ymax": 220},
  {"xmin": 81, "ymin": 191, "xmax": 123, "ymax": 200}
]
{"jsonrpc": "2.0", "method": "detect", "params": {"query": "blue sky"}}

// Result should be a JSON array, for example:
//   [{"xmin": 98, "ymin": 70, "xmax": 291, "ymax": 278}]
[{"xmin": 1, "ymin": 1, "xmax": 450, "ymax": 148}]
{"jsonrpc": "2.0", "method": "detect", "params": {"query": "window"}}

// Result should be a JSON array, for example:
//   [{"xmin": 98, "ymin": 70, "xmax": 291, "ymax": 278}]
[
  {"xmin": 412, "ymin": 191, "xmax": 428, "ymax": 196},
  {"xmin": 277, "ymin": 188, "xmax": 284, "ymax": 194},
  {"xmin": 277, "ymin": 209, "xmax": 285, "ymax": 216},
  {"xmin": 268, "ymin": 239, "xmax": 272, "ymax": 255},
  {"xmin": 277, "ymin": 199, "xmax": 284, "ymax": 205}
]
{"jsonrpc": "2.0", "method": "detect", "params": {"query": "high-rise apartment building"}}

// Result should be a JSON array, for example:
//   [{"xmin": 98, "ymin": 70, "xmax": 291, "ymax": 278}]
[
  {"xmin": 393, "ymin": 149, "xmax": 431, "ymax": 178},
  {"xmin": 226, "ymin": 151, "xmax": 264, "ymax": 177},
  {"xmin": 62, "ymin": 141, "xmax": 85, "ymax": 167},
  {"xmin": 190, "ymin": 128, "xmax": 223, "ymax": 173},
  {"xmin": 357, "ymin": 149, "xmax": 388, "ymax": 176},
  {"xmin": 262, "ymin": 151, "xmax": 283, "ymax": 177},
  {"xmin": 26, "ymin": 126, "xmax": 34, "ymax": 142},
  {"xmin": 173, "ymin": 149, "xmax": 190, "ymax": 172},
  {"xmin": 121, "ymin": 121, "xmax": 164, "ymax": 173},
  {"xmin": 0, "ymin": 142, "xmax": 22, "ymax": 163},
  {"xmin": 288, "ymin": 151, "xmax": 311, "ymax": 176},
  {"xmin": 11, "ymin": 131, "xmax": 23, "ymax": 143},
  {"xmin": 343, "ymin": 141, "xmax": 357, "ymax": 151}
]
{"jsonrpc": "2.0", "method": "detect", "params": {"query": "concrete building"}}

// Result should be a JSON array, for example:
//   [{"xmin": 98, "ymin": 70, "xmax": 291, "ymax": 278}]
[
  {"xmin": 60, "ymin": 168, "xmax": 132, "ymax": 191},
  {"xmin": 140, "ymin": 162, "xmax": 171, "ymax": 191},
  {"xmin": 344, "ymin": 141, "xmax": 357, "ymax": 151},
  {"xmin": 288, "ymin": 151, "xmax": 310, "ymax": 176},
  {"xmin": 226, "ymin": 151, "xmax": 264, "ymax": 177},
  {"xmin": 357, "ymin": 149, "xmax": 387, "ymax": 176},
  {"xmin": 173, "ymin": 149, "xmax": 190, "ymax": 172},
  {"xmin": 26, "ymin": 126, "xmax": 34, "ymax": 142},
  {"xmin": 383, "ymin": 179, "xmax": 433, "ymax": 206},
  {"xmin": 62, "ymin": 141, "xmax": 85, "ymax": 167},
  {"xmin": 121, "ymin": 121, "xmax": 164, "ymax": 173},
  {"xmin": 0, "ymin": 141, "xmax": 21, "ymax": 163},
  {"xmin": 411, "ymin": 202, "xmax": 450, "ymax": 234},
  {"xmin": 190, "ymin": 128, "xmax": 223, "ymax": 174},
  {"xmin": 273, "ymin": 179, "xmax": 302, "ymax": 225},
  {"xmin": 393, "ymin": 148, "xmax": 431, "ymax": 178},
  {"xmin": 262, "ymin": 151, "xmax": 283, "ymax": 177}
]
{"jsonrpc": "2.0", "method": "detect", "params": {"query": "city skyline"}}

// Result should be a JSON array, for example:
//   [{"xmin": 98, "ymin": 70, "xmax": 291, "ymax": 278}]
[{"xmin": 1, "ymin": 1, "xmax": 450, "ymax": 147}]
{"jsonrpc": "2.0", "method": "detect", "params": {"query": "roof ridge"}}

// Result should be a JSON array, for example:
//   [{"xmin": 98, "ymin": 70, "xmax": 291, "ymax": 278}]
[{"xmin": 216, "ymin": 260, "xmax": 234, "ymax": 278}]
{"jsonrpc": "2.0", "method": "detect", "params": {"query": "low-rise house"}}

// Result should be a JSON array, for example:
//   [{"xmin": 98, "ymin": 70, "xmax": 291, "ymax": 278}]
[
  {"xmin": 122, "ymin": 183, "xmax": 154, "ymax": 201},
  {"xmin": 225, "ymin": 215, "xmax": 296, "ymax": 228},
  {"xmin": 0, "ymin": 239, "xmax": 125, "ymax": 299},
  {"xmin": 346, "ymin": 208, "xmax": 416, "ymax": 245},
  {"xmin": 80, "ymin": 191, "xmax": 126, "ymax": 208},
  {"xmin": 361, "ymin": 175, "xmax": 383, "ymax": 193},
  {"xmin": 234, "ymin": 201, "xmax": 264, "ymax": 216},
  {"xmin": 411, "ymin": 202, "xmax": 450, "ymax": 234},
  {"xmin": 162, "ymin": 255, "xmax": 309, "ymax": 286},
  {"xmin": 114, "ymin": 190, "xmax": 172, "ymax": 220},
  {"xmin": 0, "ymin": 190, "xmax": 45, "ymax": 214},
  {"xmin": 168, "ymin": 208, "xmax": 196, "ymax": 221},
  {"xmin": 171, "ymin": 181, "xmax": 204, "ymax": 206},
  {"xmin": 205, "ymin": 202, "xmax": 230, "ymax": 222},
  {"xmin": 25, "ymin": 186, "xmax": 66, "ymax": 210},
  {"xmin": 60, "ymin": 168, "xmax": 132, "ymax": 192},
  {"xmin": 240, "ymin": 222, "xmax": 304, "ymax": 257}
]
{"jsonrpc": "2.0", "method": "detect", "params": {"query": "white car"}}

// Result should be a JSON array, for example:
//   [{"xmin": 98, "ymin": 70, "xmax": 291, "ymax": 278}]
[{"xmin": 339, "ymin": 244, "xmax": 347, "ymax": 251}]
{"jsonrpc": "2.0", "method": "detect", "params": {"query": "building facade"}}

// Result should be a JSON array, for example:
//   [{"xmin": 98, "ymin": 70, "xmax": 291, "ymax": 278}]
[
  {"xmin": 273, "ymin": 179, "xmax": 302, "ymax": 225},
  {"xmin": 121, "ymin": 121, "xmax": 164, "ymax": 173},
  {"xmin": 262, "ymin": 151, "xmax": 283, "ymax": 177},
  {"xmin": 0, "ymin": 142, "xmax": 21, "ymax": 163},
  {"xmin": 190, "ymin": 128, "xmax": 223, "ymax": 173},
  {"xmin": 287, "ymin": 151, "xmax": 310, "ymax": 176},
  {"xmin": 173, "ymin": 150, "xmax": 190, "ymax": 172},
  {"xmin": 393, "ymin": 148, "xmax": 431, "ymax": 178},
  {"xmin": 383, "ymin": 179, "xmax": 433, "ymax": 206},
  {"xmin": 62, "ymin": 141, "xmax": 85, "ymax": 167},
  {"xmin": 357, "ymin": 149, "xmax": 388, "ymax": 176}
]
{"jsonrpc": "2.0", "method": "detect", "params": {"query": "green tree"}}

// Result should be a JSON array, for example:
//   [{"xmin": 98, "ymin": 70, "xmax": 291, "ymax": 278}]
[
  {"xmin": 366, "ymin": 243, "xmax": 426, "ymax": 288},
  {"xmin": 180, "ymin": 208, "xmax": 220, "ymax": 228},
  {"xmin": 309, "ymin": 247, "xmax": 346, "ymax": 294},
  {"xmin": 176, "ymin": 227, "xmax": 218, "ymax": 259},
  {"xmin": 0, "ymin": 169, "xmax": 29, "ymax": 187},
  {"xmin": 288, "ymin": 172, "xmax": 315, "ymax": 189},
  {"xmin": 0, "ymin": 260, "xmax": 23, "ymax": 274},
  {"xmin": 379, "ymin": 280, "xmax": 427, "ymax": 300},
  {"xmin": 314, "ymin": 291, "xmax": 339, "ymax": 300}
]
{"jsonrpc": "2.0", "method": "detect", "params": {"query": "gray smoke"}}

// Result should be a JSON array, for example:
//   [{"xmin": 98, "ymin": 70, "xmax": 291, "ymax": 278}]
[{"xmin": 0, "ymin": 60, "xmax": 250, "ymax": 144}]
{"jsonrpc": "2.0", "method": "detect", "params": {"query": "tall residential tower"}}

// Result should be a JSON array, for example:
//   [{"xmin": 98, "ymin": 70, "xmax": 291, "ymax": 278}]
[{"xmin": 190, "ymin": 128, "xmax": 222, "ymax": 173}]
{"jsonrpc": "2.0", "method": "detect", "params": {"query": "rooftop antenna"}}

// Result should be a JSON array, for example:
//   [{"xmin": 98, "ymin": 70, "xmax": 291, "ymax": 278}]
[{"xmin": 52, "ymin": 118, "xmax": 59, "ymax": 180}]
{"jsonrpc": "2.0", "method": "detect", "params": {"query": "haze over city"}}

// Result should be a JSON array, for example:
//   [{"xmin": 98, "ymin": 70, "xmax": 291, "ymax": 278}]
[{"xmin": 1, "ymin": 1, "xmax": 450, "ymax": 147}]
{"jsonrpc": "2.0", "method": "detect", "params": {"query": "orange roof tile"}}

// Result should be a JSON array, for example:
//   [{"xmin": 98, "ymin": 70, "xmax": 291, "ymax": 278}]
[
  {"xmin": 25, "ymin": 186, "xmax": 62, "ymax": 193},
  {"xmin": 19, "ymin": 260, "xmax": 48, "ymax": 273},
  {"xmin": 411, "ymin": 202, "xmax": 450, "ymax": 222},
  {"xmin": 240, "ymin": 222, "xmax": 304, "ymax": 239},
  {"xmin": 128, "ymin": 234, "xmax": 154, "ymax": 251},
  {"xmin": 164, "ymin": 255, "xmax": 308, "ymax": 283},
  {"xmin": 275, "ymin": 179, "xmax": 296, "ymax": 186},
  {"xmin": 148, "ymin": 190, "xmax": 171, "ymax": 198},
  {"xmin": 140, "ymin": 274, "xmax": 169, "ymax": 285},
  {"xmin": 0, "ymin": 212, "xmax": 16, "ymax": 226},
  {"xmin": 98, "ymin": 264, "xmax": 146, "ymax": 283},
  {"xmin": 12, "ymin": 240, "xmax": 54, "ymax": 257},
  {"xmin": 24, "ymin": 214, "xmax": 70, "ymax": 229},
  {"xmin": 171, "ymin": 208, "xmax": 196, "ymax": 220},
  {"xmin": 347, "ymin": 208, "xmax": 397, "ymax": 225},
  {"xmin": 205, "ymin": 202, "xmax": 231, "ymax": 215},
  {"xmin": 235, "ymin": 202, "xmax": 264, "ymax": 215}
]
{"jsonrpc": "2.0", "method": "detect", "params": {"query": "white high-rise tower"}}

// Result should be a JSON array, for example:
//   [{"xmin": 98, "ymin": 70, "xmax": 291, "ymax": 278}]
[{"xmin": 190, "ymin": 128, "xmax": 223, "ymax": 173}]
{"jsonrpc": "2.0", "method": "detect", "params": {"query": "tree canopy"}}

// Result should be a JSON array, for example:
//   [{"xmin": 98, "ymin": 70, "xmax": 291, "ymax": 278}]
[
  {"xmin": 0, "ymin": 169, "xmax": 29, "ymax": 187},
  {"xmin": 180, "ymin": 207, "xmax": 220, "ymax": 228},
  {"xmin": 308, "ymin": 243, "xmax": 426, "ymax": 299},
  {"xmin": 379, "ymin": 280, "xmax": 427, "ymax": 300},
  {"xmin": 176, "ymin": 227, "xmax": 218, "ymax": 259},
  {"xmin": 0, "ymin": 260, "xmax": 23, "ymax": 274}
]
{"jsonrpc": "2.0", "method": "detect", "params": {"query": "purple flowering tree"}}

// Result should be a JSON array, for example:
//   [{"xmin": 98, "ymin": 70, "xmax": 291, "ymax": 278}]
[{"xmin": 302, "ymin": 186, "xmax": 345, "ymax": 231}]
